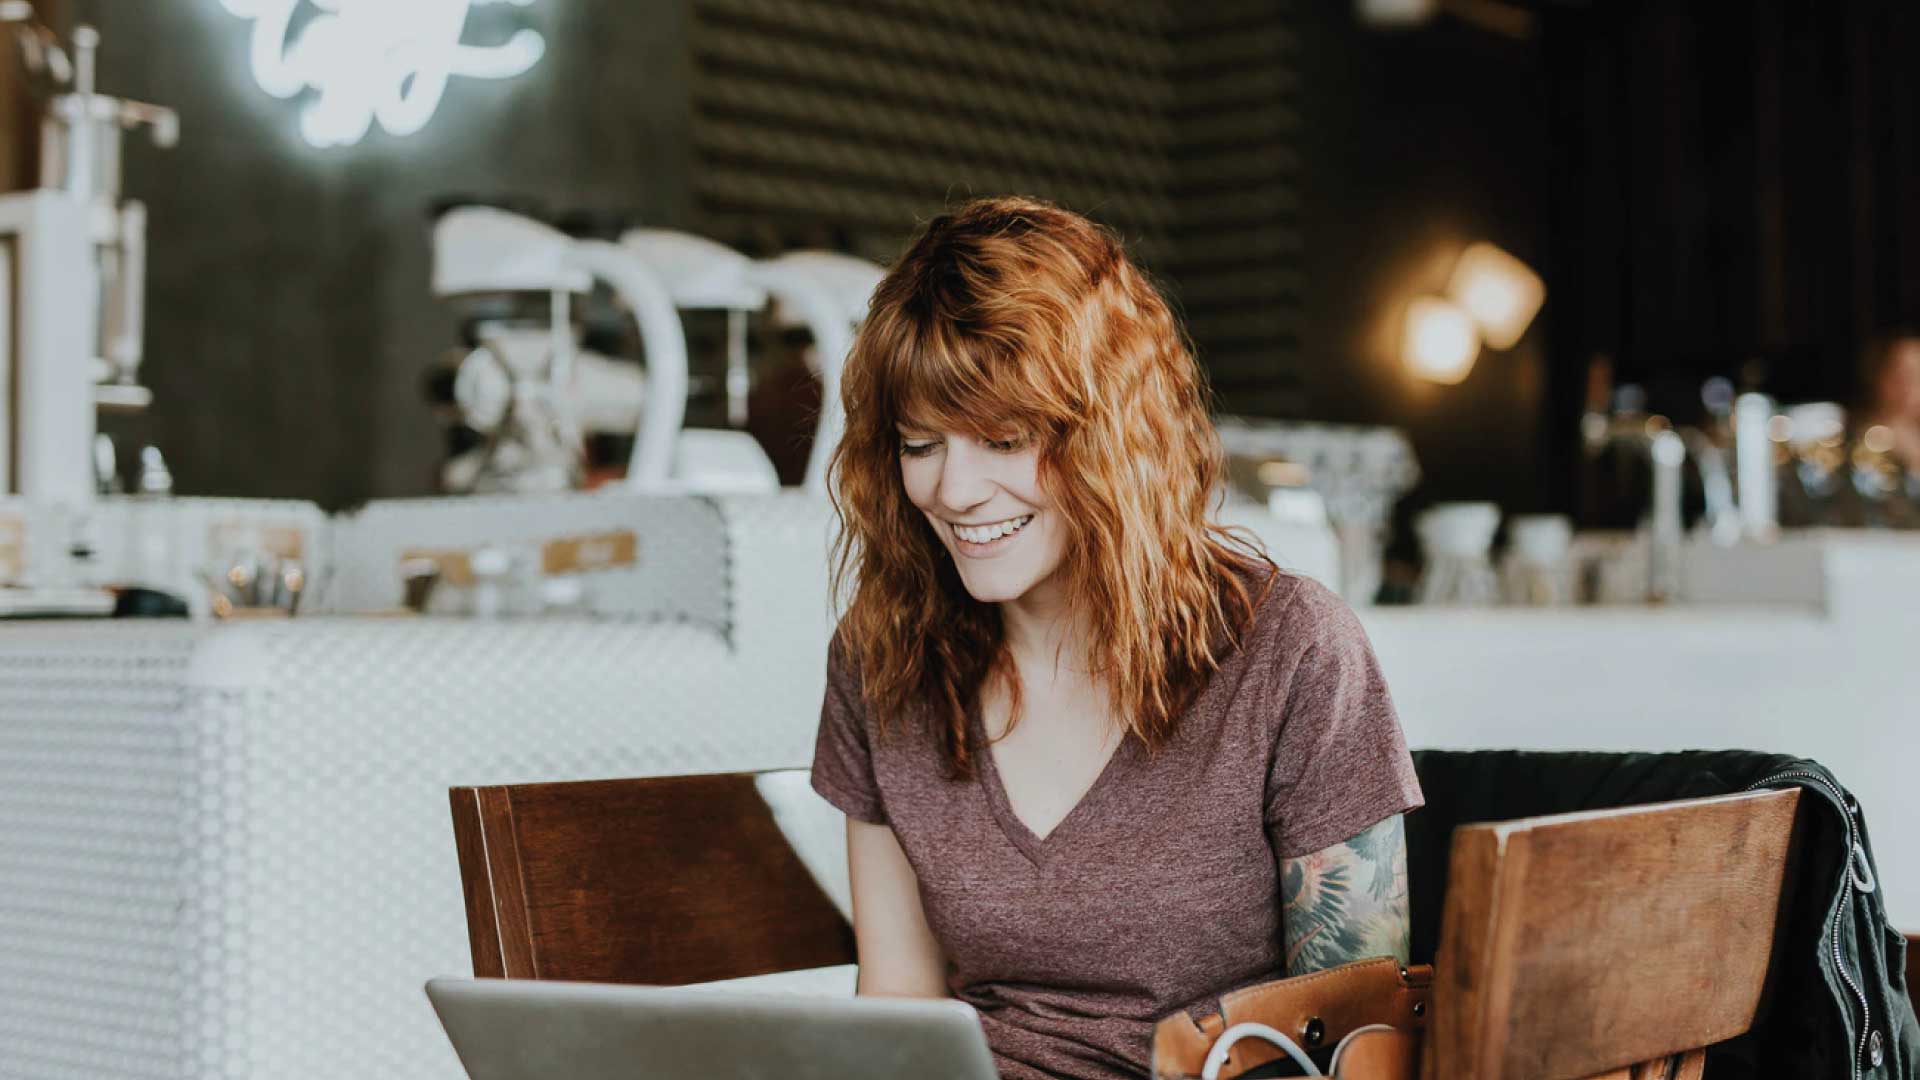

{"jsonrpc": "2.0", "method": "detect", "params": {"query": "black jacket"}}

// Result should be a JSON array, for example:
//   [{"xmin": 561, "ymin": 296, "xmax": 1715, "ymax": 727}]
[{"xmin": 1407, "ymin": 750, "xmax": 1918, "ymax": 1079}]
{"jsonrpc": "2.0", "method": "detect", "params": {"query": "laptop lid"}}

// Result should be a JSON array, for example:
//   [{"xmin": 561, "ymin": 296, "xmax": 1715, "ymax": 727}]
[{"xmin": 424, "ymin": 977, "xmax": 999, "ymax": 1080}]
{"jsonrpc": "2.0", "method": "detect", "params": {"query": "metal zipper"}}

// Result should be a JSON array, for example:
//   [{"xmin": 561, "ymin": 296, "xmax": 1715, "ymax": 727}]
[{"xmin": 1747, "ymin": 769, "xmax": 1873, "ymax": 1079}]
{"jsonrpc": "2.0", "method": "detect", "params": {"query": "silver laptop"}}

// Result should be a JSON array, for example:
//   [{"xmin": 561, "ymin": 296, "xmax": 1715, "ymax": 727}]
[{"xmin": 425, "ymin": 976, "xmax": 1000, "ymax": 1080}]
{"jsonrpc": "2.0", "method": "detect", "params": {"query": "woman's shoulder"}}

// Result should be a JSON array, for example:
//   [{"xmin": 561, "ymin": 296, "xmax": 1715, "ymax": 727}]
[
  {"xmin": 1228, "ymin": 558, "xmax": 1367, "ymax": 660},
  {"xmin": 822, "ymin": 618, "xmax": 909, "ymax": 726},
  {"xmin": 825, "ymin": 617, "xmax": 868, "ymax": 678}
]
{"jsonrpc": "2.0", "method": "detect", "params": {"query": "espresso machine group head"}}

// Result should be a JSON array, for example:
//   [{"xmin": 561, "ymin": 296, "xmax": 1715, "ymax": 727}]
[{"xmin": 428, "ymin": 204, "xmax": 886, "ymax": 497}]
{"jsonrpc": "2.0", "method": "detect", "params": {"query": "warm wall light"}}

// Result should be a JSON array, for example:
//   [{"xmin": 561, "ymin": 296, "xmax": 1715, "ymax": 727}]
[
  {"xmin": 1355, "ymin": 0, "xmax": 1439, "ymax": 26},
  {"xmin": 1447, "ymin": 241, "xmax": 1544, "ymax": 349},
  {"xmin": 1403, "ymin": 296, "xmax": 1480, "ymax": 384}
]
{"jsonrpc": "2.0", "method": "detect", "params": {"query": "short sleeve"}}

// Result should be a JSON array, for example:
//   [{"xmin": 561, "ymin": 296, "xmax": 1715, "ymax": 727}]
[
  {"xmin": 1263, "ymin": 582, "xmax": 1424, "ymax": 858},
  {"xmin": 810, "ymin": 634, "xmax": 888, "ymax": 825}
]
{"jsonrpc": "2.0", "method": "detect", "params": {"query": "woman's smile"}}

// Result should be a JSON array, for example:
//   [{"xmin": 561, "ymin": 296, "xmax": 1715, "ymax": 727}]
[{"xmin": 948, "ymin": 513, "xmax": 1037, "ymax": 556}]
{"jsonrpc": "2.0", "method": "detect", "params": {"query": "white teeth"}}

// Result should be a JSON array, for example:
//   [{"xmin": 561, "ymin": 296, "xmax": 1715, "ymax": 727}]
[{"xmin": 954, "ymin": 515, "xmax": 1033, "ymax": 544}]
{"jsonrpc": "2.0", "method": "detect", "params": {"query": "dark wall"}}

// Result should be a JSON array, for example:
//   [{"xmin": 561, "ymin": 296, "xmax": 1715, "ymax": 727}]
[
  {"xmin": 1292, "ymin": 5, "xmax": 1553, "ymax": 514},
  {"xmin": 79, "ymin": 0, "xmax": 1316, "ymax": 507},
  {"xmin": 76, "ymin": 0, "xmax": 696, "ymax": 507},
  {"xmin": 1543, "ymin": 0, "xmax": 1920, "ymax": 414},
  {"xmin": 73, "ymin": 2, "xmax": 1908, "ymax": 521},
  {"xmin": 1531, "ymin": 0, "xmax": 1920, "ymax": 516},
  {"xmin": 681, "ymin": 0, "xmax": 1305, "ymax": 411},
  {"xmin": 1166, "ymin": 5, "xmax": 1306, "ymax": 416},
  {"xmin": 1292, "ymin": 0, "xmax": 1920, "ymax": 525}
]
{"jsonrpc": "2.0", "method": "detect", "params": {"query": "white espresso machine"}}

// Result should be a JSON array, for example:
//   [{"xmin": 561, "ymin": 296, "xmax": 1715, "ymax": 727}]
[
  {"xmin": 428, "ymin": 204, "xmax": 887, "ymax": 496},
  {"xmin": 0, "ymin": 5, "xmax": 176, "ymax": 501}
]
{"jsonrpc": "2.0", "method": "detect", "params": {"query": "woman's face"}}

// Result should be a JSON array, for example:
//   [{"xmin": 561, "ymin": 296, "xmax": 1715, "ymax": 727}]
[
  {"xmin": 1876, "ymin": 338, "xmax": 1920, "ymax": 422},
  {"xmin": 897, "ymin": 427, "xmax": 1069, "ymax": 606}
]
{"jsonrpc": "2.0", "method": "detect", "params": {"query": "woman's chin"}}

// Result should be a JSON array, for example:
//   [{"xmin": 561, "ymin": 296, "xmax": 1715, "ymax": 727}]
[
  {"xmin": 955, "ymin": 564, "xmax": 1064, "ymax": 608},
  {"xmin": 958, "ymin": 577, "xmax": 1027, "ymax": 604}
]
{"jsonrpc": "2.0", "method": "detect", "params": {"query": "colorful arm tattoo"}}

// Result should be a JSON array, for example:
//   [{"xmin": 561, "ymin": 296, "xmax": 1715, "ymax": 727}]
[{"xmin": 1279, "ymin": 814, "xmax": 1411, "ymax": 975}]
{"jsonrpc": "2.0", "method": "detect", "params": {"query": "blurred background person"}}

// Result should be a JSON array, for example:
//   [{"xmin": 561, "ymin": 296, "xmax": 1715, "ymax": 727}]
[{"xmin": 1861, "ymin": 329, "xmax": 1920, "ymax": 477}]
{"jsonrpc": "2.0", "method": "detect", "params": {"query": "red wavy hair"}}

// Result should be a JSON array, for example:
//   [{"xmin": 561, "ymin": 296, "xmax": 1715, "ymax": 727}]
[{"xmin": 828, "ymin": 196, "xmax": 1273, "ymax": 778}]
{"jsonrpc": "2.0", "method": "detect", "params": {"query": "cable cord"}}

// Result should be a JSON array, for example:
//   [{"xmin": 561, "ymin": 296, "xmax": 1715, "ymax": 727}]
[
  {"xmin": 1201, "ymin": 1021, "xmax": 1403, "ymax": 1079},
  {"xmin": 1201, "ymin": 1023, "xmax": 1319, "ymax": 1078}
]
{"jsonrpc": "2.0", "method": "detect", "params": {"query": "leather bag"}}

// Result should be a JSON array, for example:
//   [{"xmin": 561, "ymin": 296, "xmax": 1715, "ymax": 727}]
[{"xmin": 1151, "ymin": 957, "xmax": 1431, "ymax": 1080}]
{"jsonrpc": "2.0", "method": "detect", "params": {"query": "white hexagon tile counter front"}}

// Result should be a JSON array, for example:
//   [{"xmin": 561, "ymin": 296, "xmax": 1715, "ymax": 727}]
[{"xmin": 0, "ymin": 493, "xmax": 845, "ymax": 1079}]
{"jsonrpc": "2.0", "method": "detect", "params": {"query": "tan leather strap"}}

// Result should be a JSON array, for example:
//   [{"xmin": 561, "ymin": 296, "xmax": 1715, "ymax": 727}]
[{"xmin": 1152, "ymin": 958, "xmax": 1432, "ymax": 1080}]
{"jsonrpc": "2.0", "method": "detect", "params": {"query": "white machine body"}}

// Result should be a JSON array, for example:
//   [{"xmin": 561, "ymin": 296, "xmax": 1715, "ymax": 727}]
[
  {"xmin": 0, "ymin": 190, "xmax": 98, "ymax": 502},
  {"xmin": 0, "ymin": 13, "xmax": 177, "ymax": 501}
]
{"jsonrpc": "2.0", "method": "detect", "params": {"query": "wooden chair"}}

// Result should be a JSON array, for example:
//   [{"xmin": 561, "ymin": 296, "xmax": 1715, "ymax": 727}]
[
  {"xmin": 1426, "ymin": 787, "xmax": 1805, "ymax": 1080},
  {"xmin": 449, "ymin": 772, "xmax": 854, "ymax": 985},
  {"xmin": 450, "ymin": 774, "xmax": 1898, "ymax": 1078}
]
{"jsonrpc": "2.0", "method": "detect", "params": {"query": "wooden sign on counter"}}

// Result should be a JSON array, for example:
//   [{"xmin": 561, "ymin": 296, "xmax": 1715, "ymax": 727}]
[
  {"xmin": 209, "ymin": 521, "xmax": 306, "ymax": 561},
  {"xmin": 398, "ymin": 530, "xmax": 638, "ymax": 592},
  {"xmin": 541, "ymin": 530, "xmax": 638, "ymax": 576},
  {"xmin": 0, "ymin": 516, "xmax": 23, "ymax": 584}
]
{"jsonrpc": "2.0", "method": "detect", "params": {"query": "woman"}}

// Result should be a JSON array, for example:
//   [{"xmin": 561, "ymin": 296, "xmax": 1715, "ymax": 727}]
[
  {"xmin": 1860, "ymin": 328, "xmax": 1920, "ymax": 476},
  {"xmin": 810, "ymin": 197, "xmax": 1423, "ymax": 1080}
]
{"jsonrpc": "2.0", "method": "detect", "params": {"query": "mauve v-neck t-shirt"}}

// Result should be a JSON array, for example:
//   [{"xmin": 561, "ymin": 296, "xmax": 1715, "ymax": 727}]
[{"xmin": 809, "ymin": 568, "xmax": 1423, "ymax": 1080}]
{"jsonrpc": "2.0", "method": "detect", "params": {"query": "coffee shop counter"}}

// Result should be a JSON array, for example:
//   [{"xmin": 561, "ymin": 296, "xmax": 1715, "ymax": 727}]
[
  {"xmin": 1361, "ymin": 530, "xmax": 1920, "ymax": 925},
  {"xmin": 0, "ymin": 491, "xmax": 851, "ymax": 1080},
  {"xmin": 1, "ymin": 525, "xmax": 1914, "ymax": 1079}
]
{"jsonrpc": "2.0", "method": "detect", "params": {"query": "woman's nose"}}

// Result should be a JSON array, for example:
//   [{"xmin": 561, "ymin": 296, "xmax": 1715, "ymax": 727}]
[{"xmin": 935, "ymin": 439, "xmax": 995, "ymax": 511}]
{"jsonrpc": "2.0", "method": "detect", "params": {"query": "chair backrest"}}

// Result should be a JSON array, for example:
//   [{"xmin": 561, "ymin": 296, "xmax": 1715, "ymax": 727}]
[
  {"xmin": 449, "ymin": 772, "xmax": 855, "ymax": 984},
  {"xmin": 1426, "ymin": 787, "xmax": 1803, "ymax": 1080}
]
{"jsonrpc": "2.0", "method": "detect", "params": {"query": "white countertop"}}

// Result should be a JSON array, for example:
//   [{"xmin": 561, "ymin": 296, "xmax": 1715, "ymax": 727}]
[{"xmin": 1360, "ymin": 530, "xmax": 1920, "ymax": 924}]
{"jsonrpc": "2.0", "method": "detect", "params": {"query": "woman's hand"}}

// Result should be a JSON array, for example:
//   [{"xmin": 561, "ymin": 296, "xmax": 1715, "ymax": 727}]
[
  {"xmin": 846, "ymin": 817, "xmax": 950, "ymax": 997},
  {"xmin": 1279, "ymin": 814, "xmax": 1411, "ymax": 975}
]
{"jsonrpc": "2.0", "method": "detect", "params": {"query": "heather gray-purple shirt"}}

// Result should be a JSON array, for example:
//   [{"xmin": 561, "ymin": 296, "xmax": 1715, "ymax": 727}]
[{"xmin": 810, "ymin": 567, "xmax": 1423, "ymax": 1080}]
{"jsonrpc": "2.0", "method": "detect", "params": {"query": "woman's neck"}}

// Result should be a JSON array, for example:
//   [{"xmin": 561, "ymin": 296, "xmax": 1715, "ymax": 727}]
[{"xmin": 998, "ymin": 578, "xmax": 1092, "ymax": 678}]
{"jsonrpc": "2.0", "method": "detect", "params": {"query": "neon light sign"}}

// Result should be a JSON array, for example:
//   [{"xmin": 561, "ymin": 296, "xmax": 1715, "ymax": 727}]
[{"xmin": 217, "ymin": 0, "xmax": 546, "ymax": 148}]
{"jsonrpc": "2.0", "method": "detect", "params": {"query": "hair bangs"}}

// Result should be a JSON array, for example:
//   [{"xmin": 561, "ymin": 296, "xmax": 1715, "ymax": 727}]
[{"xmin": 883, "ymin": 313, "xmax": 1053, "ymax": 441}]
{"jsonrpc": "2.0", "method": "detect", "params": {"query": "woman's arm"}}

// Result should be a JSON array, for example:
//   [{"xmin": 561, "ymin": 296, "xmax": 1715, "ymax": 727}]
[
  {"xmin": 846, "ymin": 817, "xmax": 949, "ymax": 997},
  {"xmin": 1278, "ymin": 814, "xmax": 1411, "ymax": 976}
]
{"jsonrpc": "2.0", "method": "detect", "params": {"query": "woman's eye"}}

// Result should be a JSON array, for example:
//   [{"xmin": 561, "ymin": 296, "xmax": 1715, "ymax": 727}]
[
  {"xmin": 985, "ymin": 436, "xmax": 1028, "ymax": 452},
  {"xmin": 898, "ymin": 441, "xmax": 939, "ymax": 458}
]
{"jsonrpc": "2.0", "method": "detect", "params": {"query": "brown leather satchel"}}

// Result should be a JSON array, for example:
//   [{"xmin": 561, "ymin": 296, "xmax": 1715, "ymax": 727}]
[{"xmin": 1151, "ymin": 957, "xmax": 1431, "ymax": 1080}]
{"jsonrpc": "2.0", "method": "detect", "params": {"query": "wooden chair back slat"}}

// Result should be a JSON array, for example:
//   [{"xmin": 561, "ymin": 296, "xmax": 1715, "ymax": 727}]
[
  {"xmin": 1427, "ymin": 787, "xmax": 1803, "ymax": 1080},
  {"xmin": 1574, "ymin": 1051, "xmax": 1706, "ymax": 1080},
  {"xmin": 449, "ymin": 772, "xmax": 855, "ymax": 985}
]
